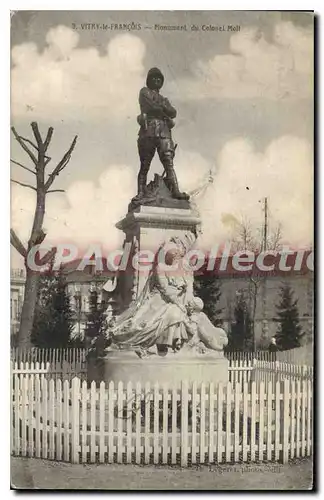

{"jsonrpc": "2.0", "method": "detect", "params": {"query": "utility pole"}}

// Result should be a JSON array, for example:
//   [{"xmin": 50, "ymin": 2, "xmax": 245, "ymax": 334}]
[
  {"xmin": 263, "ymin": 197, "xmax": 268, "ymax": 251},
  {"xmin": 261, "ymin": 197, "xmax": 268, "ymax": 352}
]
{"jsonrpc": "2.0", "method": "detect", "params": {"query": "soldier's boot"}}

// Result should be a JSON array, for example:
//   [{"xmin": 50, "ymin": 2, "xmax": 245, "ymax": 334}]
[
  {"xmin": 137, "ymin": 167, "xmax": 149, "ymax": 197},
  {"xmin": 165, "ymin": 164, "xmax": 189, "ymax": 201}
]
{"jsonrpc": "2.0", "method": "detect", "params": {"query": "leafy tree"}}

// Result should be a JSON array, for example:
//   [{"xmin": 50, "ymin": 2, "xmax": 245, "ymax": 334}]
[
  {"xmin": 84, "ymin": 290, "xmax": 109, "ymax": 358},
  {"xmin": 226, "ymin": 294, "xmax": 253, "ymax": 352},
  {"xmin": 275, "ymin": 283, "xmax": 303, "ymax": 350},
  {"xmin": 193, "ymin": 274, "xmax": 223, "ymax": 326},
  {"xmin": 31, "ymin": 269, "xmax": 74, "ymax": 348}
]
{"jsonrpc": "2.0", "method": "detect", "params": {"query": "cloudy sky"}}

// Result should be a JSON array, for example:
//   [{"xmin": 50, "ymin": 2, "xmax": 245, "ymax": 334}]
[{"xmin": 10, "ymin": 11, "xmax": 314, "ymax": 267}]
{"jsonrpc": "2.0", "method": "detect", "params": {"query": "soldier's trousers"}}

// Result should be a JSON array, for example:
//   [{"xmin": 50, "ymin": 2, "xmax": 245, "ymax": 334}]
[
  {"xmin": 137, "ymin": 136, "xmax": 176, "ymax": 193},
  {"xmin": 138, "ymin": 136, "xmax": 175, "ymax": 171}
]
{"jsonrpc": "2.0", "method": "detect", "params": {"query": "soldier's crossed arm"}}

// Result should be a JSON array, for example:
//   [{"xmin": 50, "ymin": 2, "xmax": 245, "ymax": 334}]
[
  {"xmin": 161, "ymin": 97, "xmax": 177, "ymax": 119},
  {"xmin": 139, "ymin": 88, "xmax": 177, "ymax": 119},
  {"xmin": 139, "ymin": 88, "xmax": 165, "ymax": 114}
]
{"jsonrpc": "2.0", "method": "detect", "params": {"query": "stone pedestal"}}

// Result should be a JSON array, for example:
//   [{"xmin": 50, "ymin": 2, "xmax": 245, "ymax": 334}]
[
  {"xmin": 115, "ymin": 205, "xmax": 201, "ymax": 310},
  {"xmin": 88, "ymin": 351, "xmax": 229, "ymax": 388},
  {"xmin": 97, "ymin": 194, "xmax": 229, "ymax": 389}
]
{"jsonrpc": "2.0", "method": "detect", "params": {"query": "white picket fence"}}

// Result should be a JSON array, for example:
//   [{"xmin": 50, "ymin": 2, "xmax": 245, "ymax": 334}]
[
  {"xmin": 228, "ymin": 359, "xmax": 313, "ymax": 386},
  {"xmin": 11, "ymin": 347, "xmax": 87, "ymax": 365},
  {"xmin": 226, "ymin": 348, "xmax": 313, "ymax": 364},
  {"xmin": 11, "ymin": 357, "xmax": 313, "ymax": 389},
  {"xmin": 11, "ymin": 361, "xmax": 87, "ymax": 382},
  {"xmin": 11, "ymin": 348, "xmax": 88, "ymax": 382},
  {"xmin": 12, "ymin": 348, "xmax": 313, "ymax": 365},
  {"xmin": 11, "ymin": 374, "xmax": 313, "ymax": 465}
]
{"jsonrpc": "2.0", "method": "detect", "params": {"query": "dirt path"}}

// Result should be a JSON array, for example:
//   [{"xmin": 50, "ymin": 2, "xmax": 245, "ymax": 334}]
[{"xmin": 11, "ymin": 457, "xmax": 313, "ymax": 490}]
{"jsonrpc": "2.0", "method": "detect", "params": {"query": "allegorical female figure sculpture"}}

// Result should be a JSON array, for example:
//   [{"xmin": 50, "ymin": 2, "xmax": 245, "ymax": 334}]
[
  {"xmin": 136, "ymin": 67, "xmax": 189, "ymax": 201},
  {"xmin": 108, "ymin": 233, "xmax": 228, "ymax": 357}
]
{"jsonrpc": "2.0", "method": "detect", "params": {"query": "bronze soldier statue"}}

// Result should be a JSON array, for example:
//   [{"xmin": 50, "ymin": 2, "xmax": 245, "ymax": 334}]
[{"xmin": 136, "ymin": 67, "xmax": 189, "ymax": 201}]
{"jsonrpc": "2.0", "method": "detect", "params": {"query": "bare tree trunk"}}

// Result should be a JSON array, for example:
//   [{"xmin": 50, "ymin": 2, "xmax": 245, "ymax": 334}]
[
  {"xmin": 251, "ymin": 287, "xmax": 257, "ymax": 351},
  {"xmin": 11, "ymin": 122, "xmax": 77, "ymax": 348},
  {"xmin": 17, "ymin": 155, "xmax": 46, "ymax": 347},
  {"xmin": 17, "ymin": 268, "xmax": 40, "ymax": 348},
  {"xmin": 250, "ymin": 278, "xmax": 259, "ymax": 352}
]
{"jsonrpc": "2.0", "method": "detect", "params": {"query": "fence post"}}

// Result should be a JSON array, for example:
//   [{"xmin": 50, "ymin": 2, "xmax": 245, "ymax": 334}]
[
  {"xmin": 81, "ymin": 380, "xmax": 88, "ymax": 463},
  {"xmin": 296, "ymin": 380, "xmax": 301, "ymax": 458},
  {"xmin": 153, "ymin": 382, "xmax": 160, "ymax": 465},
  {"xmin": 48, "ymin": 379, "xmax": 55, "ymax": 460},
  {"xmin": 117, "ymin": 381, "xmax": 124, "ymax": 463},
  {"xmin": 191, "ymin": 381, "xmax": 197, "ymax": 464},
  {"xmin": 71, "ymin": 377, "xmax": 80, "ymax": 464},
  {"xmin": 99, "ymin": 381, "xmax": 106, "ymax": 463},
  {"xmin": 10, "ymin": 362, "xmax": 13, "ymax": 455},
  {"xmin": 14, "ymin": 372, "xmax": 20, "ymax": 456},
  {"xmin": 250, "ymin": 381, "xmax": 256, "ymax": 462},
  {"xmin": 21, "ymin": 373, "xmax": 28, "ymax": 457},
  {"xmin": 181, "ymin": 380, "xmax": 189, "ymax": 467},
  {"xmin": 63, "ymin": 380, "xmax": 70, "ymax": 461},
  {"xmin": 108, "ymin": 381, "xmax": 114, "ymax": 464},
  {"xmin": 258, "ymin": 381, "xmax": 265, "ymax": 462},
  {"xmin": 242, "ymin": 382, "xmax": 248, "ymax": 462},
  {"xmin": 234, "ymin": 382, "xmax": 240, "ymax": 463},
  {"xmin": 200, "ymin": 382, "xmax": 206, "ymax": 463},
  {"xmin": 90, "ymin": 381, "xmax": 96, "ymax": 463},
  {"xmin": 301, "ymin": 379, "xmax": 306, "ymax": 456},
  {"xmin": 290, "ymin": 380, "xmax": 296, "ymax": 459},
  {"xmin": 225, "ymin": 382, "xmax": 232, "ymax": 462},
  {"xmin": 282, "ymin": 379, "xmax": 290, "ymax": 463},
  {"xmin": 306, "ymin": 379, "xmax": 312, "ymax": 456},
  {"xmin": 135, "ymin": 382, "xmax": 142, "ymax": 465},
  {"xmin": 208, "ymin": 382, "xmax": 215, "ymax": 464}
]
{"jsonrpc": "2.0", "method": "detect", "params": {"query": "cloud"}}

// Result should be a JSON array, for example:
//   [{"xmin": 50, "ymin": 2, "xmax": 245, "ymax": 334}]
[
  {"xmin": 11, "ymin": 136, "xmax": 313, "ymax": 261},
  {"xmin": 196, "ymin": 135, "xmax": 313, "ymax": 250},
  {"xmin": 11, "ymin": 164, "xmax": 137, "ymax": 256},
  {"xmin": 11, "ymin": 26, "xmax": 146, "ymax": 120},
  {"xmin": 169, "ymin": 22, "xmax": 313, "ymax": 101}
]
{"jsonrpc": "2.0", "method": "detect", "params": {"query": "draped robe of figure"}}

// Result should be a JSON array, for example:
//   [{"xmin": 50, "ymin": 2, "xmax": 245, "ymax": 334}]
[{"xmin": 110, "ymin": 257, "xmax": 228, "ymax": 353}]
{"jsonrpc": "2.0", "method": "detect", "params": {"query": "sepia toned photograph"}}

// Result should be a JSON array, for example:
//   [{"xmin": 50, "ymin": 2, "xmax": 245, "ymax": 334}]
[{"xmin": 10, "ymin": 10, "xmax": 314, "ymax": 491}]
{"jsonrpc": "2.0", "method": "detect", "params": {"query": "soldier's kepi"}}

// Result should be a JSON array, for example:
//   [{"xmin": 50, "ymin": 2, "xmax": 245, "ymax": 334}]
[{"xmin": 136, "ymin": 67, "xmax": 189, "ymax": 201}]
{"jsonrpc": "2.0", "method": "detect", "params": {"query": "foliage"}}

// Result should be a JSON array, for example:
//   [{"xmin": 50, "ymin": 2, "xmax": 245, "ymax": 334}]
[
  {"xmin": 84, "ymin": 290, "xmax": 109, "ymax": 359},
  {"xmin": 193, "ymin": 274, "xmax": 223, "ymax": 327},
  {"xmin": 275, "ymin": 283, "xmax": 304, "ymax": 351},
  {"xmin": 31, "ymin": 269, "xmax": 74, "ymax": 348},
  {"xmin": 226, "ymin": 294, "xmax": 253, "ymax": 352}
]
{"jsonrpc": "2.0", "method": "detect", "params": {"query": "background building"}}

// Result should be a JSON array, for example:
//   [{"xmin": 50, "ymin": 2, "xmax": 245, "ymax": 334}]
[
  {"xmin": 10, "ymin": 268, "xmax": 26, "ymax": 336},
  {"xmin": 62, "ymin": 259, "xmax": 116, "ymax": 340},
  {"xmin": 10, "ymin": 251, "xmax": 314, "ymax": 347}
]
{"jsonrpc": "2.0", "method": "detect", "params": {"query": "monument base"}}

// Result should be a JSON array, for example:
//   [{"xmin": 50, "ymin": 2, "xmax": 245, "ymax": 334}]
[{"xmin": 88, "ymin": 350, "xmax": 229, "ymax": 388}]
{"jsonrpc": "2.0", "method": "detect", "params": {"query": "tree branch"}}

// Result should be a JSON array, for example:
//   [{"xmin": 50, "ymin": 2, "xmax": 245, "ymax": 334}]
[
  {"xmin": 10, "ymin": 228, "xmax": 27, "ymax": 258},
  {"xmin": 47, "ymin": 189, "xmax": 65, "ymax": 193},
  {"xmin": 11, "ymin": 179, "xmax": 37, "ymax": 191},
  {"xmin": 10, "ymin": 159, "xmax": 36, "ymax": 175},
  {"xmin": 34, "ymin": 229, "xmax": 46, "ymax": 246},
  {"xmin": 11, "ymin": 127, "xmax": 38, "ymax": 165},
  {"xmin": 38, "ymin": 247, "xmax": 57, "ymax": 267},
  {"xmin": 45, "ymin": 135, "xmax": 78, "ymax": 191},
  {"xmin": 44, "ymin": 127, "xmax": 54, "ymax": 151},
  {"xmin": 18, "ymin": 137, "xmax": 38, "ymax": 151},
  {"xmin": 31, "ymin": 122, "xmax": 43, "ymax": 149}
]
